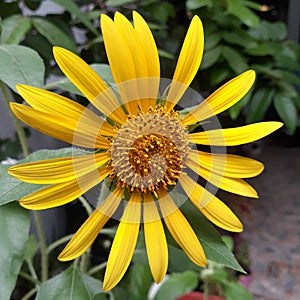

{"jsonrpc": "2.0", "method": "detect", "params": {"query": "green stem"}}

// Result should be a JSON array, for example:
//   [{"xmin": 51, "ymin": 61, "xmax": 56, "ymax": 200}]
[
  {"xmin": 80, "ymin": 250, "xmax": 90, "ymax": 273},
  {"xmin": 88, "ymin": 261, "xmax": 107, "ymax": 276},
  {"xmin": 0, "ymin": 80, "xmax": 29, "ymax": 157},
  {"xmin": 19, "ymin": 271, "xmax": 40, "ymax": 286},
  {"xmin": 20, "ymin": 287, "xmax": 38, "ymax": 300},
  {"xmin": 47, "ymin": 234, "xmax": 74, "ymax": 254},
  {"xmin": 203, "ymin": 279, "xmax": 210, "ymax": 300},
  {"xmin": 26, "ymin": 259, "xmax": 40, "ymax": 288},
  {"xmin": 33, "ymin": 211, "xmax": 48, "ymax": 282},
  {"xmin": 78, "ymin": 196, "xmax": 93, "ymax": 216}
]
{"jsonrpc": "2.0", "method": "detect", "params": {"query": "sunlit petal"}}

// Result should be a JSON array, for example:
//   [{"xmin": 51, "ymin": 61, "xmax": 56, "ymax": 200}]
[
  {"xmin": 58, "ymin": 187, "xmax": 124, "ymax": 261},
  {"xmin": 188, "ymin": 122, "xmax": 283, "ymax": 146},
  {"xmin": 182, "ymin": 70, "xmax": 255, "ymax": 125},
  {"xmin": 179, "ymin": 174, "xmax": 243, "ymax": 232},
  {"xmin": 103, "ymin": 192, "xmax": 141, "ymax": 291}
]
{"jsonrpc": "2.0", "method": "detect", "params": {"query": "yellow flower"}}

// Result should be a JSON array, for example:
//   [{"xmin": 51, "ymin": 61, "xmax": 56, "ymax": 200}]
[{"xmin": 8, "ymin": 11, "xmax": 282, "ymax": 291}]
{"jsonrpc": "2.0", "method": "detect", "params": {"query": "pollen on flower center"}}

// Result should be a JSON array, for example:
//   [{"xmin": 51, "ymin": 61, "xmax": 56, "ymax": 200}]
[{"xmin": 109, "ymin": 106, "xmax": 190, "ymax": 194}]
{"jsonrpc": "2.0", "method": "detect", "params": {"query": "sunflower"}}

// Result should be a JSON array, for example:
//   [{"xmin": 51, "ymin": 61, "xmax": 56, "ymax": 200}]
[{"xmin": 8, "ymin": 11, "xmax": 282, "ymax": 291}]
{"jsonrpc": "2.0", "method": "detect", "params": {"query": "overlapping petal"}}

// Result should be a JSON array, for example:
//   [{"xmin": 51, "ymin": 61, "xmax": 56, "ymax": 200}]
[
  {"xmin": 58, "ymin": 187, "xmax": 124, "ymax": 261},
  {"xmin": 188, "ymin": 122, "xmax": 283, "ymax": 146},
  {"xmin": 182, "ymin": 70, "xmax": 256, "ymax": 125},
  {"xmin": 19, "ymin": 166, "xmax": 112, "ymax": 210},
  {"xmin": 166, "ymin": 15, "xmax": 204, "ymax": 111},
  {"xmin": 179, "ymin": 174, "xmax": 243, "ymax": 232},
  {"xmin": 103, "ymin": 192, "xmax": 141, "ymax": 291},
  {"xmin": 8, "ymin": 152, "xmax": 110, "ymax": 184},
  {"xmin": 143, "ymin": 193, "xmax": 168, "ymax": 283},
  {"xmin": 10, "ymin": 103, "xmax": 110, "ymax": 149},
  {"xmin": 159, "ymin": 190, "xmax": 206, "ymax": 266}
]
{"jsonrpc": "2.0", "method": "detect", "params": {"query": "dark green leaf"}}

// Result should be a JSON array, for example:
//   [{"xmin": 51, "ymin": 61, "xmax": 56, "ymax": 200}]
[
  {"xmin": 209, "ymin": 65, "xmax": 231, "ymax": 87},
  {"xmin": 274, "ymin": 94, "xmax": 298, "ymax": 135},
  {"xmin": 222, "ymin": 46, "xmax": 248, "ymax": 73},
  {"xmin": 186, "ymin": 0, "xmax": 211, "ymax": 10},
  {"xmin": 275, "ymin": 54, "xmax": 300, "ymax": 71},
  {"xmin": 246, "ymin": 87, "xmax": 274, "ymax": 123},
  {"xmin": 247, "ymin": 20, "xmax": 271, "ymax": 40},
  {"xmin": 204, "ymin": 32, "xmax": 221, "ymax": 51},
  {"xmin": 36, "ymin": 266, "xmax": 103, "ymax": 300},
  {"xmin": 23, "ymin": 234, "xmax": 39, "ymax": 261},
  {"xmin": 0, "ymin": 15, "xmax": 32, "ymax": 44},
  {"xmin": 52, "ymin": 0, "xmax": 99, "ymax": 36},
  {"xmin": 0, "ymin": 148, "xmax": 84, "ymax": 206},
  {"xmin": 32, "ymin": 17, "xmax": 77, "ymax": 52},
  {"xmin": 224, "ymin": 281, "xmax": 254, "ymax": 300},
  {"xmin": 269, "ymin": 22, "xmax": 287, "ymax": 41},
  {"xmin": 0, "ymin": 202, "xmax": 30, "ymax": 300},
  {"xmin": 200, "ymin": 46, "xmax": 221, "ymax": 70},
  {"xmin": 106, "ymin": 0, "xmax": 137, "ymax": 5},
  {"xmin": 246, "ymin": 44, "xmax": 276, "ymax": 56},
  {"xmin": 154, "ymin": 271, "xmax": 198, "ymax": 300},
  {"xmin": 222, "ymin": 31, "xmax": 257, "ymax": 49},
  {"xmin": 226, "ymin": 0, "xmax": 259, "ymax": 27},
  {"xmin": 0, "ymin": 45, "xmax": 45, "ymax": 92}
]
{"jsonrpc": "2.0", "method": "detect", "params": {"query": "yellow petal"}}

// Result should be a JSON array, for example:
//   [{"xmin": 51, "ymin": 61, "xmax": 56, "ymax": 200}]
[
  {"xmin": 188, "ymin": 122, "xmax": 283, "ymax": 146},
  {"xmin": 185, "ymin": 157, "xmax": 258, "ymax": 197},
  {"xmin": 187, "ymin": 150, "xmax": 264, "ymax": 178},
  {"xmin": 53, "ymin": 47, "xmax": 126, "ymax": 124},
  {"xmin": 8, "ymin": 152, "xmax": 110, "ymax": 184},
  {"xmin": 103, "ymin": 192, "xmax": 141, "ymax": 291},
  {"xmin": 58, "ymin": 187, "xmax": 124, "ymax": 261},
  {"xmin": 158, "ymin": 190, "xmax": 206, "ymax": 266},
  {"xmin": 10, "ymin": 103, "xmax": 110, "ymax": 149},
  {"xmin": 143, "ymin": 193, "xmax": 168, "ymax": 283},
  {"xmin": 182, "ymin": 70, "xmax": 256, "ymax": 125},
  {"xmin": 179, "ymin": 173, "xmax": 243, "ymax": 232},
  {"xmin": 16, "ymin": 84, "xmax": 115, "ymax": 136},
  {"xmin": 19, "ymin": 166, "xmax": 112, "ymax": 210},
  {"xmin": 166, "ymin": 16, "xmax": 204, "ymax": 111}
]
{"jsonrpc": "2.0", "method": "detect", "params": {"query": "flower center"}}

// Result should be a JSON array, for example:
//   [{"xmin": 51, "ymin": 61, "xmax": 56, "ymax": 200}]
[{"xmin": 109, "ymin": 106, "xmax": 189, "ymax": 195}]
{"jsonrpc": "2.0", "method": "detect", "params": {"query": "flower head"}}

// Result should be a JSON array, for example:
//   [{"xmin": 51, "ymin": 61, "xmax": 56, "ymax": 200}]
[{"xmin": 8, "ymin": 11, "xmax": 282, "ymax": 291}]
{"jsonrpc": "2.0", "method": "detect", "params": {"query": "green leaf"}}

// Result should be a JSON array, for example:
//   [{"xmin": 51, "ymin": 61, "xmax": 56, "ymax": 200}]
[
  {"xmin": 269, "ymin": 22, "xmax": 287, "ymax": 41},
  {"xmin": 224, "ymin": 281, "xmax": 254, "ymax": 300},
  {"xmin": 246, "ymin": 44, "xmax": 275, "ymax": 56},
  {"xmin": 0, "ymin": 45, "xmax": 45, "ymax": 92},
  {"xmin": 0, "ymin": 202, "xmax": 30, "ymax": 300},
  {"xmin": 204, "ymin": 32, "xmax": 221, "ymax": 51},
  {"xmin": 226, "ymin": 0, "xmax": 259, "ymax": 27},
  {"xmin": 0, "ymin": 148, "xmax": 83, "ymax": 206},
  {"xmin": 186, "ymin": 0, "xmax": 211, "ymax": 10},
  {"xmin": 209, "ymin": 65, "xmax": 231, "ymax": 87},
  {"xmin": 200, "ymin": 46, "xmax": 221, "ymax": 70},
  {"xmin": 154, "ymin": 271, "xmax": 198, "ymax": 300},
  {"xmin": 36, "ymin": 266, "xmax": 103, "ymax": 300},
  {"xmin": 106, "ymin": 0, "xmax": 137, "ymax": 5},
  {"xmin": 32, "ymin": 17, "xmax": 77, "ymax": 52},
  {"xmin": 129, "ymin": 264, "xmax": 153, "ymax": 300},
  {"xmin": 222, "ymin": 31, "xmax": 258, "ymax": 49},
  {"xmin": 274, "ymin": 94, "xmax": 298, "ymax": 135},
  {"xmin": 246, "ymin": 87, "xmax": 274, "ymax": 123},
  {"xmin": 275, "ymin": 54, "xmax": 300, "ymax": 71},
  {"xmin": 23, "ymin": 234, "xmax": 39, "ymax": 261},
  {"xmin": 0, "ymin": 15, "xmax": 32, "ymax": 44},
  {"xmin": 180, "ymin": 199, "xmax": 245, "ymax": 273},
  {"xmin": 51, "ymin": 63, "xmax": 114, "ymax": 95},
  {"xmin": 52, "ymin": 0, "xmax": 99, "ymax": 36},
  {"xmin": 277, "ymin": 70, "xmax": 300, "ymax": 87},
  {"xmin": 222, "ymin": 46, "xmax": 248, "ymax": 73}
]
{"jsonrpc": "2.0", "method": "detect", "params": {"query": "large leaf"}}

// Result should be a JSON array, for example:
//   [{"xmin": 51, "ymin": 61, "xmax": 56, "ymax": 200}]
[
  {"xmin": 154, "ymin": 271, "xmax": 198, "ymax": 300},
  {"xmin": 223, "ymin": 282, "xmax": 254, "ymax": 300},
  {"xmin": 0, "ymin": 148, "xmax": 83, "ymax": 206},
  {"xmin": 274, "ymin": 94, "xmax": 298, "ymax": 135},
  {"xmin": 246, "ymin": 87, "xmax": 274, "ymax": 123},
  {"xmin": 0, "ymin": 45, "xmax": 45, "ymax": 92},
  {"xmin": 32, "ymin": 17, "xmax": 77, "ymax": 52},
  {"xmin": 0, "ymin": 202, "xmax": 30, "ymax": 300},
  {"xmin": 0, "ymin": 14, "xmax": 32, "ymax": 44},
  {"xmin": 52, "ymin": 0, "xmax": 99, "ymax": 36},
  {"xmin": 200, "ymin": 46, "xmax": 221, "ymax": 70},
  {"xmin": 35, "ymin": 266, "xmax": 103, "ymax": 300},
  {"xmin": 222, "ymin": 46, "xmax": 248, "ymax": 74},
  {"xmin": 186, "ymin": 0, "xmax": 212, "ymax": 10}
]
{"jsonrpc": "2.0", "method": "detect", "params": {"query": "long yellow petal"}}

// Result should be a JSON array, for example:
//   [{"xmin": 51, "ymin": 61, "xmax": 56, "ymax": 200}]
[
  {"xmin": 53, "ymin": 47, "xmax": 126, "ymax": 124},
  {"xmin": 19, "ymin": 166, "xmax": 112, "ymax": 210},
  {"xmin": 185, "ymin": 157, "xmax": 258, "ymax": 197},
  {"xmin": 166, "ymin": 16, "xmax": 204, "ymax": 111},
  {"xmin": 158, "ymin": 190, "xmax": 206, "ymax": 266},
  {"xmin": 10, "ymin": 103, "xmax": 110, "ymax": 149},
  {"xmin": 8, "ymin": 152, "xmax": 110, "ymax": 184},
  {"xmin": 143, "ymin": 193, "xmax": 168, "ymax": 283},
  {"xmin": 103, "ymin": 192, "xmax": 141, "ymax": 291},
  {"xmin": 187, "ymin": 150, "xmax": 264, "ymax": 178},
  {"xmin": 188, "ymin": 122, "xmax": 283, "ymax": 146},
  {"xmin": 182, "ymin": 70, "xmax": 256, "ymax": 125},
  {"xmin": 58, "ymin": 187, "xmax": 124, "ymax": 261},
  {"xmin": 16, "ymin": 84, "xmax": 115, "ymax": 136},
  {"xmin": 179, "ymin": 174, "xmax": 243, "ymax": 232}
]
